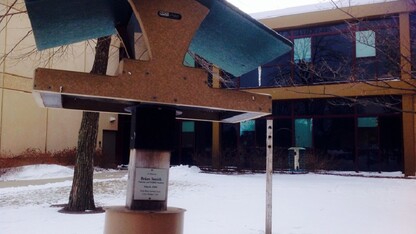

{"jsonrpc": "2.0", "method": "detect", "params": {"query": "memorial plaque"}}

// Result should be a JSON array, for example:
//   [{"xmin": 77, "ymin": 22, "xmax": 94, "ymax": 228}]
[{"xmin": 134, "ymin": 168, "xmax": 169, "ymax": 201}]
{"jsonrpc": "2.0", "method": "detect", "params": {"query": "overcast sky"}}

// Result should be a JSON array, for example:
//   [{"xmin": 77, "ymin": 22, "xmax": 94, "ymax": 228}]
[{"xmin": 226, "ymin": 0, "xmax": 329, "ymax": 13}]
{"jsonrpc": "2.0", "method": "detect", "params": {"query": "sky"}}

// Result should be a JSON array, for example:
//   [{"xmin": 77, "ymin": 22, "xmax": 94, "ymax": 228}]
[{"xmin": 226, "ymin": 0, "xmax": 329, "ymax": 13}]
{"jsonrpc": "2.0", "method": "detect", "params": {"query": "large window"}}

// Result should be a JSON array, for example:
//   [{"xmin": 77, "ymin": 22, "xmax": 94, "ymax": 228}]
[
  {"xmin": 295, "ymin": 118, "xmax": 313, "ymax": 148},
  {"xmin": 294, "ymin": 37, "xmax": 312, "ymax": 62},
  {"xmin": 314, "ymin": 118, "xmax": 355, "ymax": 171},
  {"xmin": 236, "ymin": 17, "xmax": 399, "ymax": 87},
  {"xmin": 314, "ymin": 34, "xmax": 353, "ymax": 82},
  {"xmin": 355, "ymin": 30, "xmax": 376, "ymax": 58},
  {"xmin": 218, "ymin": 97, "xmax": 402, "ymax": 171},
  {"xmin": 411, "ymin": 13, "xmax": 416, "ymax": 75}
]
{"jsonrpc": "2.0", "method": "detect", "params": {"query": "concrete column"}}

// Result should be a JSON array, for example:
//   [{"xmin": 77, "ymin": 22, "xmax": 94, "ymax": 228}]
[
  {"xmin": 402, "ymin": 95, "xmax": 416, "ymax": 176},
  {"xmin": 212, "ymin": 66, "xmax": 221, "ymax": 169},
  {"xmin": 212, "ymin": 122, "xmax": 221, "ymax": 169},
  {"xmin": 399, "ymin": 13, "xmax": 415, "ymax": 176},
  {"xmin": 105, "ymin": 106, "xmax": 185, "ymax": 234}
]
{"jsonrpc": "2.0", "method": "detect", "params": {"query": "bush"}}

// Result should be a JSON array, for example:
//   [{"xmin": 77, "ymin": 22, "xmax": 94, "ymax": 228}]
[
  {"xmin": 0, "ymin": 147, "xmax": 106, "ymax": 169},
  {"xmin": 197, "ymin": 147, "xmax": 340, "ymax": 173}
]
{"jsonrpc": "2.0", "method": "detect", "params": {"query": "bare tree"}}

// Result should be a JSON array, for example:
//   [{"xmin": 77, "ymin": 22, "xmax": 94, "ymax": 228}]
[
  {"xmin": 66, "ymin": 36, "xmax": 111, "ymax": 212},
  {"xmin": 248, "ymin": 0, "xmax": 416, "ymax": 112},
  {"xmin": 1, "ymin": 2, "xmax": 114, "ymax": 212}
]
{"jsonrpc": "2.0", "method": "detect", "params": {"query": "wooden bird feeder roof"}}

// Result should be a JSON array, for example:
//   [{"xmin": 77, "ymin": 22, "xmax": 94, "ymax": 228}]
[{"xmin": 25, "ymin": 0, "xmax": 292, "ymax": 123}]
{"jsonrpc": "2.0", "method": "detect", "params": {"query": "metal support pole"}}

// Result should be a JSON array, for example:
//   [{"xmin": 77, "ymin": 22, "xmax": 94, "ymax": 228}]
[
  {"xmin": 266, "ymin": 119, "xmax": 273, "ymax": 234},
  {"xmin": 105, "ymin": 106, "xmax": 185, "ymax": 234},
  {"xmin": 126, "ymin": 106, "xmax": 176, "ymax": 211}
]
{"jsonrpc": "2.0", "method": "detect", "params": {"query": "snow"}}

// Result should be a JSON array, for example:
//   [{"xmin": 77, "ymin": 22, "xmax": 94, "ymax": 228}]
[
  {"xmin": 0, "ymin": 164, "xmax": 74, "ymax": 181},
  {"xmin": 1, "ymin": 164, "xmax": 416, "ymax": 234}
]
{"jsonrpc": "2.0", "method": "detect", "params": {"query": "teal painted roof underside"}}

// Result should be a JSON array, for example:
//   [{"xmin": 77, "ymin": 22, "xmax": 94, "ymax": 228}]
[
  {"xmin": 25, "ymin": 0, "xmax": 292, "ymax": 77},
  {"xmin": 25, "ymin": 0, "xmax": 132, "ymax": 51}
]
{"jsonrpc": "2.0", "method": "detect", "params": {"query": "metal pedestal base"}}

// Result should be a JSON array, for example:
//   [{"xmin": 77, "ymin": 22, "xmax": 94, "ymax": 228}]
[{"xmin": 104, "ymin": 206, "xmax": 185, "ymax": 234}]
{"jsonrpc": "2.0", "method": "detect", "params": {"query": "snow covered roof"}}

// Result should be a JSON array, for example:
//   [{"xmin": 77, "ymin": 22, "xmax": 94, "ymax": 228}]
[{"xmin": 250, "ymin": 0, "xmax": 401, "ymax": 20}]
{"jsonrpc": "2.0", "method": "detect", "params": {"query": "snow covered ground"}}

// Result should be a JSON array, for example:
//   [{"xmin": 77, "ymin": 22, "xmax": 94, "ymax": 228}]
[{"xmin": 0, "ymin": 165, "xmax": 415, "ymax": 234}]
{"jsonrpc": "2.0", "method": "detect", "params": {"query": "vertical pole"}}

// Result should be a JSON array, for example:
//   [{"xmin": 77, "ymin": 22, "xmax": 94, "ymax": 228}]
[
  {"xmin": 125, "ymin": 106, "xmax": 176, "ymax": 210},
  {"xmin": 266, "ymin": 119, "xmax": 273, "ymax": 234},
  {"xmin": 212, "ymin": 66, "xmax": 221, "ymax": 169}
]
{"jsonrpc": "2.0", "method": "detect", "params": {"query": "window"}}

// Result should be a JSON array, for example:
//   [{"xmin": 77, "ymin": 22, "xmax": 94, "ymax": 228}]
[
  {"xmin": 295, "ymin": 118, "xmax": 313, "ymax": 148},
  {"xmin": 314, "ymin": 34, "xmax": 353, "ymax": 82},
  {"xmin": 294, "ymin": 37, "xmax": 311, "ymax": 62},
  {"xmin": 182, "ymin": 121, "xmax": 195, "ymax": 132},
  {"xmin": 356, "ymin": 30, "xmax": 376, "ymax": 58},
  {"xmin": 358, "ymin": 117, "xmax": 378, "ymax": 128},
  {"xmin": 240, "ymin": 120, "xmax": 255, "ymax": 136},
  {"xmin": 411, "ymin": 13, "xmax": 416, "ymax": 74}
]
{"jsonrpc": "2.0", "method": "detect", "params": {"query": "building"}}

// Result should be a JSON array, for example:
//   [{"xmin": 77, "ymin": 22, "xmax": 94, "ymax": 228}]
[
  {"xmin": 169, "ymin": 0, "xmax": 416, "ymax": 176},
  {"xmin": 1, "ymin": 0, "xmax": 415, "ymax": 176},
  {"xmin": 0, "ymin": 1, "xmax": 119, "ymax": 158}
]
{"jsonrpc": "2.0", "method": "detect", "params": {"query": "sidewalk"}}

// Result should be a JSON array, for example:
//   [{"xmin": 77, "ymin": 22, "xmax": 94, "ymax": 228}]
[{"xmin": 0, "ymin": 171, "xmax": 127, "ymax": 188}]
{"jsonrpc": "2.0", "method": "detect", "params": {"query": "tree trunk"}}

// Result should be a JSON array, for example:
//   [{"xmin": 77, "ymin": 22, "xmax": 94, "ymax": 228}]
[{"xmin": 67, "ymin": 36, "xmax": 112, "ymax": 211}]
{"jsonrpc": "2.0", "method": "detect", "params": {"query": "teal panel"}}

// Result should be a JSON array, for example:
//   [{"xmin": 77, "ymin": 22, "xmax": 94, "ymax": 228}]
[
  {"xmin": 240, "ymin": 119, "xmax": 255, "ymax": 136},
  {"xmin": 358, "ymin": 117, "xmax": 378, "ymax": 127},
  {"xmin": 356, "ymin": 30, "xmax": 376, "ymax": 58},
  {"xmin": 294, "ymin": 37, "xmax": 311, "ymax": 62},
  {"xmin": 182, "ymin": 121, "xmax": 195, "ymax": 132},
  {"xmin": 190, "ymin": 0, "xmax": 292, "ymax": 77},
  {"xmin": 25, "ymin": 0, "xmax": 132, "ymax": 50},
  {"xmin": 183, "ymin": 53, "xmax": 196, "ymax": 67},
  {"xmin": 25, "ymin": 0, "xmax": 291, "ymax": 77},
  {"xmin": 295, "ymin": 118, "xmax": 312, "ymax": 148}
]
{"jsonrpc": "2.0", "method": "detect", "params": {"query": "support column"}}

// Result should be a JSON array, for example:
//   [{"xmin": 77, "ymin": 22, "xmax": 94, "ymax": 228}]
[
  {"xmin": 126, "ymin": 106, "xmax": 175, "ymax": 210},
  {"xmin": 212, "ymin": 66, "xmax": 221, "ymax": 169},
  {"xmin": 402, "ymin": 95, "xmax": 416, "ymax": 177},
  {"xmin": 400, "ymin": 13, "xmax": 415, "ymax": 177},
  {"xmin": 212, "ymin": 122, "xmax": 221, "ymax": 169},
  {"xmin": 105, "ymin": 106, "xmax": 185, "ymax": 234}
]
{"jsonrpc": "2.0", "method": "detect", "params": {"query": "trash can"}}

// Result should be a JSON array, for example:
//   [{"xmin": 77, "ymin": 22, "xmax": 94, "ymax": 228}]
[{"xmin": 288, "ymin": 147, "xmax": 305, "ymax": 171}]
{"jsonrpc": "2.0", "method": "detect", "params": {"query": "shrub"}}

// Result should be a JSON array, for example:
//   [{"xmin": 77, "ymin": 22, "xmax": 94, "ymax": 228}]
[{"xmin": 0, "ymin": 147, "xmax": 106, "ymax": 169}]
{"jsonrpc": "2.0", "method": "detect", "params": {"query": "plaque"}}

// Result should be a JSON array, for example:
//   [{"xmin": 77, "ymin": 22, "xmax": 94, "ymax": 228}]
[{"xmin": 134, "ymin": 168, "xmax": 169, "ymax": 201}]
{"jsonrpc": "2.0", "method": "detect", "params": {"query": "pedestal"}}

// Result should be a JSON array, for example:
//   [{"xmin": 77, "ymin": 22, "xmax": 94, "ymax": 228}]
[
  {"xmin": 104, "ymin": 105, "xmax": 185, "ymax": 233},
  {"xmin": 104, "ymin": 206, "xmax": 185, "ymax": 234}
]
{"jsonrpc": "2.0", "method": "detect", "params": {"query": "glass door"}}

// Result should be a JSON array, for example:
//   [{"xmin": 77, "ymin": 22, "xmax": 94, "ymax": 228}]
[
  {"xmin": 357, "ymin": 117, "xmax": 380, "ymax": 171},
  {"xmin": 295, "ymin": 118, "xmax": 313, "ymax": 148}
]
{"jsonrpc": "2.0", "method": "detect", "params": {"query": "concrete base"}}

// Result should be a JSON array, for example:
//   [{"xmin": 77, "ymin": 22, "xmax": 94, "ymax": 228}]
[{"xmin": 104, "ymin": 206, "xmax": 186, "ymax": 234}]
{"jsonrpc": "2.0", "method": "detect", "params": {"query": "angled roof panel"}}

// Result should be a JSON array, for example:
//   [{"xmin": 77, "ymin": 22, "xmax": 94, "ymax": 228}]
[
  {"xmin": 25, "ymin": 0, "xmax": 291, "ymax": 77},
  {"xmin": 25, "ymin": 0, "xmax": 132, "ymax": 50},
  {"xmin": 190, "ymin": 0, "xmax": 292, "ymax": 77}
]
